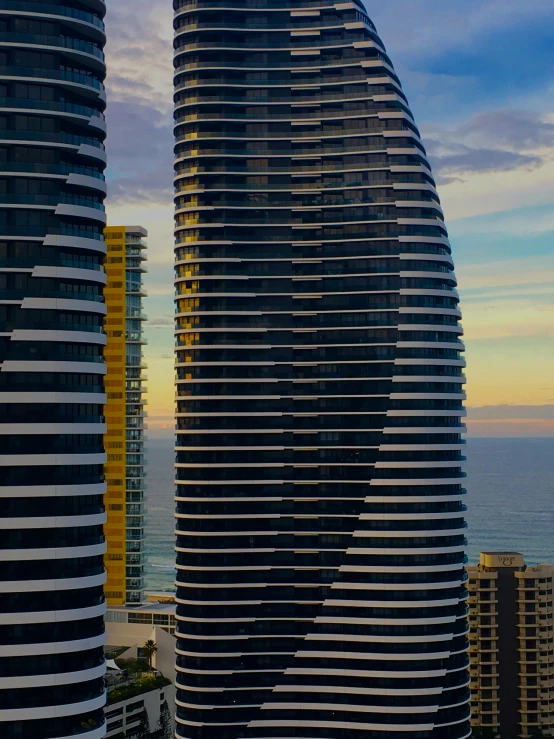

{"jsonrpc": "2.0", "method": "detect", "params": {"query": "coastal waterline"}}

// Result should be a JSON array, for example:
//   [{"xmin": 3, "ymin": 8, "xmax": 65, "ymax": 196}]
[{"xmin": 145, "ymin": 436, "xmax": 554, "ymax": 592}]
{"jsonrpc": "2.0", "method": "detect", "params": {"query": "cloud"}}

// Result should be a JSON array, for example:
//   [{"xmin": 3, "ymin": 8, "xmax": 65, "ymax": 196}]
[
  {"xmin": 457, "ymin": 258, "xmax": 554, "ymax": 291},
  {"xmin": 467, "ymin": 405, "xmax": 554, "ymax": 420},
  {"xmin": 100, "ymin": 1, "xmax": 554, "ymax": 425},
  {"xmin": 365, "ymin": 1, "xmax": 554, "ymax": 125},
  {"xmin": 425, "ymin": 109, "xmax": 554, "ymax": 183},
  {"xmin": 365, "ymin": 0, "xmax": 554, "ymax": 57},
  {"xmin": 105, "ymin": 0, "xmax": 173, "ymax": 112},
  {"xmin": 466, "ymin": 407, "xmax": 554, "ymax": 436},
  {"xmin": 105, "ymin": 100, "xmax": 173, "ymax": 206},
  {"xmin": 430, "ymin": 146, "xmax": 542, "ymax": 183},
  {"xmin": 149, "ymin": 317, "xmax": 174, "ymax": 328},
  {"xmin": 459, "ymin": 110, "xmax": 554, "ymax": 149},
  {"xmin": 147, "ymin": 421, "xmax": 175, "ymax": 438},
  {"xmin": 466, "ymin": 418, "xmax": 554, "ymax": 438},
  {"xmin": 104, "ymin": 0, "xmax": 174, "ymax": 206}
]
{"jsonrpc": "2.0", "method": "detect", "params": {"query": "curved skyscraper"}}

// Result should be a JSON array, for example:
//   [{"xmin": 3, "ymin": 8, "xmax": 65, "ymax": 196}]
[
  {"xmin": 173, "ymin": 2, "xmax": 469, "ymax": 737},
  {"xmin": 0, "ymin": 2, "xmax": 107, "ymax": 738}
]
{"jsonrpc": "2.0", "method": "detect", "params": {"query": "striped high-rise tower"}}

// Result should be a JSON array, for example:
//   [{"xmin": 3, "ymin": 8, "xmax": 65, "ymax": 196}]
[
  {"xmin": 0, "ymin": 1, "xmax": 107, "ymax": 738},
  {"xmin": 173, "ymin": 2, "xmax": 470, "ymax": 737}
]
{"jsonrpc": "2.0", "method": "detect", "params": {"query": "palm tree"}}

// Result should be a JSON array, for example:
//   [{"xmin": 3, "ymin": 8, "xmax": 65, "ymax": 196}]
[{"xmin": 143, "ymin": 639, "xmax": 158, "ymax": 669}]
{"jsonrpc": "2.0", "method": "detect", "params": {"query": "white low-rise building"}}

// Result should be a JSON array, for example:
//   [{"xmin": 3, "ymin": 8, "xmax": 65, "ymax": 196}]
[{"xmin": 105, "ymin": 672, "xmax": 175, "ymax": 739}]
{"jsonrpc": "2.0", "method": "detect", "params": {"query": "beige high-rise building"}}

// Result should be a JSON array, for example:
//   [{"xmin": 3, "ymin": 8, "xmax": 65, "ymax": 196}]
[{"xmin": 468, "ymin": 552, "xmax": 554, "ymax": 738}]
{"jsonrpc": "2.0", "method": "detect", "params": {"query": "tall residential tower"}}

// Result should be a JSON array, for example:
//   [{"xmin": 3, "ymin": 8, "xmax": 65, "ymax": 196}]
[
  {"xmin": 173, "ymin": 2, "xmax": 470, "ymax": 737},
  {"xmin": 104, "ymin": 226, "xmax": 148, "ymax": 606},
  {"xmin": 0, "ymin": 1, "xmax": 108, "ymax": 737},
  {"xmin": 468, "ymin": 552, "xmax": 554, "ymax": 738}
]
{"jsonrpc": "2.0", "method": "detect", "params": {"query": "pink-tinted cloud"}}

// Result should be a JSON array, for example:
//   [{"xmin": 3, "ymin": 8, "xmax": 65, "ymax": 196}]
[{"xmin": 467, "ymin": 419, "xmax": 554, "ymax": 438}]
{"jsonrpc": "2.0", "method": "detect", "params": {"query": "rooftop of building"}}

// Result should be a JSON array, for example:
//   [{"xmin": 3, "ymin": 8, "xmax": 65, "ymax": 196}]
[
  {"xmin": 108, "ymin": 600, "xmax": 175, "ymax": 616},
  {"xmin": 125, "ymin": 226, "xmax": 148, "ymax": 237},
  {"xmin": 146, "ymin": 592, "xmax": 176, "ymax": 603},
  {"xmin": 105, "ymin": 225, "xmax": 148, "ymax": 238},
  {"xmin": 481, "ymin": 551, "xmax": 523, "ymax": 557},
  {"xmin": 105, "ymin": 656, "xmax": 171, "ymax": 706},
  {"xmin": 469, "ymin": 552, "xmax": 554, "ymax": 573}
]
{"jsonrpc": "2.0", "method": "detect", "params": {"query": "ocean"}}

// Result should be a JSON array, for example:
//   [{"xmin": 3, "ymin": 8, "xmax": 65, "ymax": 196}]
[{"xmin": 144, "ymin": 437, "xmax": 554, "ymax": 592}]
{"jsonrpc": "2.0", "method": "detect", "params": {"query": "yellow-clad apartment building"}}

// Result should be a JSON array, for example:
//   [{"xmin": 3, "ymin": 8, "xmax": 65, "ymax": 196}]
[{"xmin": 103, "ymin": 226, "xmax": 147, "ymax": 605}]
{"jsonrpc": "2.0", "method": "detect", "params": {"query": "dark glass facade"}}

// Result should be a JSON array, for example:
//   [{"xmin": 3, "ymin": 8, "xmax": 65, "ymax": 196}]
[
  {"xmin": 0, "ymin": 0, "xmax": 107, "ymax": 736},
  {"xmin": 173, "ymin": 2, "xmax": 469, "ymax": 737}
]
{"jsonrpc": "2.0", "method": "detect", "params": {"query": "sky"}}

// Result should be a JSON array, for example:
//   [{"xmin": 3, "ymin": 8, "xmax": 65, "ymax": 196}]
[{"xmin": 104, "ymin": 0, "xmax": 554, "ymax": 438}]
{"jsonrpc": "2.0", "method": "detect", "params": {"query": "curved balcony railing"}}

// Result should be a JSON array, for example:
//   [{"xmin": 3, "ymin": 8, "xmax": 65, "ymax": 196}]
[
  {"xmin": 0, "ymin": 257, "xmax": 104, "ymax": 271},
  {"xmin": 175, "ymin": 142, "xmax": 420, "ymax": 161},
  {"xmin": 0, "ymin": 1, "xmax": 105, "ymax": 31},
  {"xmin": 174, "ymin": 126, "xmax": 415, "ymax": 141},
  {"xmin": 175, "ymin": 35, "xmax": 369, "ymax": 53},
  {"xmin": 0, "ymin": 32, "xmax": 104, "ymax": 60},
  {"xmin": 0, "ymin": 226, "xmax": 104, "ymax": 240},
  {"xmin": 175, "ymin": 19, "xmax": 375, "ymax": 34},
  {"xmin": 174, "ymin": 52, "xmax": 390, "ymax": 73},
  {"xmin": 174, "ymin": 177, "xmax": 434, "ymax": 193},
  {"xmin": 0, "ymin": 162, "xmax": 105, "ymax": 179},
  {"xmin": 0, "ymin": 65, "xmax": 103, "ymax": 90},
  {"xmin": 175, "ymin": 195, "xmax": 439, "ymax": 209},
  {"xmin": 174, "ymin": 158, "xmax": 415, "ymax": 175},
  {"xmin": 0, "ymin": 193, "xmax": 105, "ymax": 209},
  {"xmin": 0, "ymin": 289, "xmax": 104, "ymax": 303},
  {"xmin": 0, "ymin": 96, "xmax": 105, "ymax": 118},
  {"xmin": 0, "ymin": 129, "xmax": 104, "ymax": 149},
  {"xmin": 174, "ymin": 0, "xmax": 373, "ymax": 27},
  {"xmin": 175, "ymin": 211, "xmax": 446, "ymax": 227}
]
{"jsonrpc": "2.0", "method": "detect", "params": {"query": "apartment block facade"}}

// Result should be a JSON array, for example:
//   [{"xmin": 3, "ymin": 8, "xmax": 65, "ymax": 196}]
[
  {"xmin": 468, "ymin": 552, "xmax": 554, "ymax": 738},
  {"xmin": 104, "ymin": 225, "xmax": 147, "ymax": 605},
  {"xmin": 173, "ymin": 1, "xmax": 470, "ymax": 736},
  {"xmin": 0, "ymin": 1, "xmax": 108, "ymax": 736}
]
